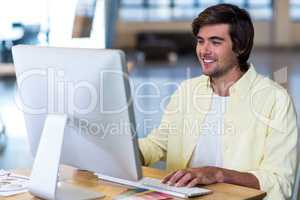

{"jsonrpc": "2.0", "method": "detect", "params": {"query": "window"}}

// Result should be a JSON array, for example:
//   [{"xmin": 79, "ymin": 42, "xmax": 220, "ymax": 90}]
[
  {"xmin": 175, "ymin": 0, "xmax": 195, "ymax": 7},
  {"xmin": 120, "ymin": 0, "xmax": 273, "ymax": 22},
  {"xmin": 290, "ymin": 0, "xmax": 300, "ymax": 20},
  {"xmin": 121, "ymin": 0, "xmax": 143, "ymax": 6},
  {"xmin": 247, "ymin": 0, "xmax": 272, "ymax": 20},
  {"xmin": 148, "ymin": 0, "xmax": 170, "ymax": 7},
  {"xmin": 221, "ymin": 0, "xmax": 245, "ymax": 7}
]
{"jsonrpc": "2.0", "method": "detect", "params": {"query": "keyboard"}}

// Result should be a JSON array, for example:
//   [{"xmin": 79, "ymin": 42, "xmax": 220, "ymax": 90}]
[
  {"xmin": 141, "ymin": 177, "xmax": 212, "ymax": 198},
  {"xmin": 96, "ymin": 173, "xmax": 212, "ymax": 199}
]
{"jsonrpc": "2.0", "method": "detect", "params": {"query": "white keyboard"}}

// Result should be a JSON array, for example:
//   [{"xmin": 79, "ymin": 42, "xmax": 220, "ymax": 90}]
[
  {"xmin": 141, "ymin": 177, "xmax": 212, "ymax": 198},
  {"xmin": 96, "ymin": 173, "xmax": 212, "ymax": 199}
]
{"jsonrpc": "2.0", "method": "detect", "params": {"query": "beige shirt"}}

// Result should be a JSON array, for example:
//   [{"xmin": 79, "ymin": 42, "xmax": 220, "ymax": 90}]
[{"xmin": 139, "ymin": 65, "xmax": 298, "ymax": 200}]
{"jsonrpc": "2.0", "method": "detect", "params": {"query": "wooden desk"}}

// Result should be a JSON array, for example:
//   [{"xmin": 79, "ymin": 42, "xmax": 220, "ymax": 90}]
[{"xmin": 3, "ymin": 166, "xmax": 266, "ymax": 200}]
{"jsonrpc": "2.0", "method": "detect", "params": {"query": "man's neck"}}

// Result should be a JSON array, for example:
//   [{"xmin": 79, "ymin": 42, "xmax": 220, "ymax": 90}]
[{"xmin": 210, "ymin": 66, "xmax": 245, "ymax": 97}]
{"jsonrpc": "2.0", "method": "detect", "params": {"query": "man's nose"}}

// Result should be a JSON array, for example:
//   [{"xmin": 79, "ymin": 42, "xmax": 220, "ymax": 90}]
[{"xmin": 199, "ymin": 43, "xmax": 212, "ymax": 56}]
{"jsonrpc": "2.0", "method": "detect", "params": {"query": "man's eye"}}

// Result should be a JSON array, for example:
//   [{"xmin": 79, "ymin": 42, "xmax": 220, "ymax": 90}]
[
  {"xmin": 197, "ymin": 40, "xmax": 204, "ymax": 45},
  {"xmin": 212, "ymin": 41, "xmax": 221, "ymax": 45}
]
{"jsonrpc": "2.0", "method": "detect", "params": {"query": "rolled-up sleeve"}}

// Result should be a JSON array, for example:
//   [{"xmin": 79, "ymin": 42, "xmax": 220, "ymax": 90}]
[
  {"xmin": 138, "ymin": 81, "xmax": 186, "ymax": 166},
  {"xmin": 248, "ymin": 91, "xmax": 298, "ymax": 200}
]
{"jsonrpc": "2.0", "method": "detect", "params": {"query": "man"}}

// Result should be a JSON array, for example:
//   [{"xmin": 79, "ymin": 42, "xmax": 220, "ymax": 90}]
[{"xmin": 138, "ymin": 3, "xmax": 298, "ymax": 200}]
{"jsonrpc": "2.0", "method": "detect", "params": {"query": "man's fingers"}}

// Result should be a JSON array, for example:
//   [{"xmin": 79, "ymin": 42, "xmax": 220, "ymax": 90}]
[
  {"xmin": 174, "ymin": 172, "xmax": 193, "ymax": 187},
  {"xmin": 162, "ymin": 167, "xmax": 218, "ymax": 187},
  {"xmin": 161, "ymin": 171, "xmax": 177, "ymax": 183},
  {"xmin": 166, "ymin": 170, "xmax": 187, "ymax": 185},
  {"xmin": 187, "ymin": 177, "xmax": 201, "ymax": 187}
]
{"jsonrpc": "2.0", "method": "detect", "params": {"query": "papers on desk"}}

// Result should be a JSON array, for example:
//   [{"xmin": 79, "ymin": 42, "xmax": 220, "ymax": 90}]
[
  {"xmin": 114, "ymin": 188, "xmax": 173, "ymax": 200},
  {"xmin": 0, "ymin": 169, "xmax": 29, "ymax": 196}
]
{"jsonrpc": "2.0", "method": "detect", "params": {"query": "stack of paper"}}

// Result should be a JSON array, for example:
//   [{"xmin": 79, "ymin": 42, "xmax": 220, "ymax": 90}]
[
  {"xmin": 0, "ymin": 169, "xmax": 29, "ymax": 196},
  {"xmin": 113, "ymin": 188, "xmax": 173, "ymax": 200}
]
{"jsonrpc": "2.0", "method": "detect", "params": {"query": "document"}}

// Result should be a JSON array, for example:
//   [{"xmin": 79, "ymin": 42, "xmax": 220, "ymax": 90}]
[{"xmin": 0, "ymin": 169, "xmax": 29, "ymax": 196}]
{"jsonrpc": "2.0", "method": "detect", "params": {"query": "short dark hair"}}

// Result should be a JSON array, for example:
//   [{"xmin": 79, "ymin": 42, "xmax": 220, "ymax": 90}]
[{"xmin": 192, "ymin": 4, "xmax": 254, "ymax": 72}]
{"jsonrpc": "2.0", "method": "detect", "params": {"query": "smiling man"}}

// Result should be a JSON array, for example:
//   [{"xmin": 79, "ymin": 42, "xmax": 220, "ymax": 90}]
[{"xmin": 138, "ymin": 4, "xmax": 298, "ymax": 200}]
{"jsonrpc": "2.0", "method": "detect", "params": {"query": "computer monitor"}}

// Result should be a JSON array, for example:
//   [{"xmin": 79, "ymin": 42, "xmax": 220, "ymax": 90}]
[{"xmin": 12, "ymin": 45, "xmax": 142, "ymax": 200}]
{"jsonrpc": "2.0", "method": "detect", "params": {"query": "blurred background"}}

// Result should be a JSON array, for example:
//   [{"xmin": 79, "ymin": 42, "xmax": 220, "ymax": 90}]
[{"xmin": 0, "ymin": 0, "xmax": 299, "ymax": 193}]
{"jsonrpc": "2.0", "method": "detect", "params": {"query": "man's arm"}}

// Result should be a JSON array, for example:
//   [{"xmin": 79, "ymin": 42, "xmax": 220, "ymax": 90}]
[
  {"xmin": 162, "ymin": 166, "xmax": 260, "ymax": 189},
  {"xmin": 138, "ymin": 81, "xmax": 186, "ymax": 166},
  {"xmin": 138, "ymin": 149, "xmax": 145, "ymax": 165},
  {"xmin": 220, "ymin": 167, "xmax": 260, "ymax": 189}
]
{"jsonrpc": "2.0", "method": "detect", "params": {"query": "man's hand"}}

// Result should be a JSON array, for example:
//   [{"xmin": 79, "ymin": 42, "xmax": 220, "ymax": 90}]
[
  {"xmin": 161, "ymin": 166, "xmax": 260, "ymax": 189},
  {"xmin": 162, "ymin": 166, "xmax": 224, "ymax": 187}
]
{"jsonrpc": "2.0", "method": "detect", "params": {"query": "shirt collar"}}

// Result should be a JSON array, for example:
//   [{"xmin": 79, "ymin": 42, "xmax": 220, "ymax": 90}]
[
  {"xmin": 229, "ymin": 63, "xmax": 257, "ymax": 99},
  {"xmin": 203, "ymin": 63, "xmax": 257, "ymax": 99}
]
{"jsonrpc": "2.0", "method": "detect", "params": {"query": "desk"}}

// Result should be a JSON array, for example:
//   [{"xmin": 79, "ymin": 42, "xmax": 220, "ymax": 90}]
[{"xmin": 4, "ymin": 166, "xmax": 266, "ymax": 200}]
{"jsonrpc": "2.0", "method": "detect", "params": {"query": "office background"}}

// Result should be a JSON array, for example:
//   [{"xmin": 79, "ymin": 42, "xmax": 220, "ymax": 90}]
[{"xmin": 0, "ymin": 0, "xmax": 299, "ymax": 198}]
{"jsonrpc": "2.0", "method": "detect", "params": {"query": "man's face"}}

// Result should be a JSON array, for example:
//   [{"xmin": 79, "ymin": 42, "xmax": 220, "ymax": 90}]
[{"xmin": 196, "ymin": 24, "xmax": 239, "ymax": 78}]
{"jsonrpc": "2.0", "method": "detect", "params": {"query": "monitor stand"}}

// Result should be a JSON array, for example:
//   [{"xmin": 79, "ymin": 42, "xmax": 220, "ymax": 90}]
[{"xmin": 28, "ymin": 114, "xmax": 104, "ymax": 200}]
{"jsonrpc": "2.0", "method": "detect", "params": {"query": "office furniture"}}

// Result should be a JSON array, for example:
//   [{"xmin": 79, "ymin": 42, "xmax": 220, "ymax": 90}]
[{"xmin": 6, "ymin": 166, "xmax": 266, "ymax": 200}]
